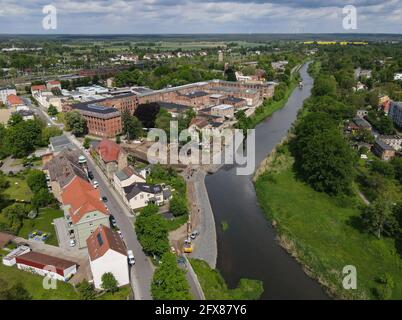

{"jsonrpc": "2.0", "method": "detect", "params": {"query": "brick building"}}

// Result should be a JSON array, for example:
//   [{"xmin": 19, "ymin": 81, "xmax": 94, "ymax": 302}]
[{"xmin": 71, "ymin": 103, "xmax": 122, "ymax": 138}]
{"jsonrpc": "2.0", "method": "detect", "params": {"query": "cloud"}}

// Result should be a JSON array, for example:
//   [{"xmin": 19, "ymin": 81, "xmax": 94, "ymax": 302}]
[{"xmin": 0, "ymin": 0, "xmax": 401, "ymax": 33}]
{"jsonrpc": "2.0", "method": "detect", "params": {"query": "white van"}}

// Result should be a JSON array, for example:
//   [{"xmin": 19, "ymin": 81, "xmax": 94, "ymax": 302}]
[{"xmin": 127, "ymin": 250, "xmax": 135, "ymax": 265}]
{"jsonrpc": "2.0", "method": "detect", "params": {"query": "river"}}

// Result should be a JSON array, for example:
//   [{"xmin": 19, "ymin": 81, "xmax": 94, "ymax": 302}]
[{"xmin": 205, "ymin": 63, "xmax": 329, "ymax": 300}]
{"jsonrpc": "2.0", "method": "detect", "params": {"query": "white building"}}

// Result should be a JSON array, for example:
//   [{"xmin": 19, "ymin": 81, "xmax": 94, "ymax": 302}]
[
  {"xmin": 77, "ymin": 85, "xmax": 109, "ymax": 96},
  {"xmin": 211, "ymin": 104, "xmax": 235, "ymax": 119},
  {"xmin": 15, "ymin": 251, "xmax": 77, "ymax": 281},
  {"xmin": 2, "ymin": 245, "xmax": 31, "ymax": 267},
  {"xmin": 394, "ymin": 73, "xmax": 402, "ymax": 81},
  {"xmin": 86, "ymin": 225, "xmax": 129, "ymax": 290},
  {"xmin": 0, "ymin": 86, "xmax": 17, "ymax": 104},
  {"xmin": 123, "ymin": 183, "xmax": 171, "ymax": 211},
  {"xmin": 113, "ymin": 166, "xmax": 146, "ymax": 198}
]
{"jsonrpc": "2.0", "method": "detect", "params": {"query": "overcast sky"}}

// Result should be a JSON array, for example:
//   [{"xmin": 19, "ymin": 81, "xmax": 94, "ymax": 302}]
[{"xmin": 0, "ymin": 0, "xmax": 401, "ymax": 34}]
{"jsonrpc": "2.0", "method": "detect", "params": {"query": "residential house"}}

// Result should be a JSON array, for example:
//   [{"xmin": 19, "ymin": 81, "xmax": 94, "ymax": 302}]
[
  {"xmin": 46, "ymin": 80, "xmax": 61, "ymax": 91},
  {"xmin": 86, "ymin": 225, "xmax": 129, "ymax": 290},
  {"xmin": 389, "ymin": 101, "xmax": 402, "ymax": 128},
  {"xmin": 0, "ymin": 86, "xmax": 17, "ymax": 104},
  {"xmin": 113, "ymin": 166, "xmax": 146, "ymax": 198},
  {"xmin": 353, "ymin": 117, "xmax": 372, "ymax": 131},
  {"xmin": 356, "ymin": 110, "xmax": 369, "ymax": 118},
  {"xmin": 31, "ymin": 84, "xmax": 47, "ymax": 95},
  {"xmin": 379, "ymin": 135, "xmax": 402, "ymax": 151},
  {"xmin": 373, "ymin": 139, "xmax": 396, "ymax": 161},
  {"xmin": 49, "ymin": 135, "xmax": 77, "ymax": 153},
  {"xmin": 43, "ymin": 148, "xmax": 88, "ymax": 201},
  {"xmin": 15, "ymin": 251, "xmax": 77, "ymax": 281},
  {"xmin": 96, "ymin": 139, "xmax": 128, "ymax": 180},
  {"xmin": 123, "ymin": 183, "xmax": 171, "ymax": 211},
  {"xmin": 61, "ymin": 176, "xmax": 110, "ymax": 248},
  {"xmin": 14, "ymin": 110, "xmax": 35, "ymax": 121},
  {"xmin": 6, "ymin": 94, "xmax": 25, "ymax": 109}
]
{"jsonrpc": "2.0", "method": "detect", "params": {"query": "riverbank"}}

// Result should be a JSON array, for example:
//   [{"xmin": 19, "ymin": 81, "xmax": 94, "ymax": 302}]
[{"xmin": 254, "ymin": 144, "xmax": 402, "ymax": 299}]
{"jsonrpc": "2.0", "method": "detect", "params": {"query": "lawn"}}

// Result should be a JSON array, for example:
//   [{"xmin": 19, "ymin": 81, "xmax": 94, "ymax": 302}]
[
  {"xmin": 96, "ymin": 285, "xmax": 132, "ymax": 300},
  {"xmin": 3, "ymin": 176, "xmax": 33, "ymax": 202},
  {"xmin": 18, "ymin": 208, "xmax": 64, "ymax": 246},
  {"xmin": 165, "ymin": 214, "xmax": 188, "ymax": 232},
  {"xmin": 254, "ymin": 147, "xmax": 402, "ymax": 299},
  {"xmin": 190, "ymin": 259, "xmax": 263, "ymax": 300},
  {"xmin": 0, "ymin": 261, "xmax": 78, "ymax": 300}
]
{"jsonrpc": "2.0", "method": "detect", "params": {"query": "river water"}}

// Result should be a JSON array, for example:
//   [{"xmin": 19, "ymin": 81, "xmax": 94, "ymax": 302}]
[{"xmin": 205, "ymin": 63, "xmax": 329, "ymax": 300}]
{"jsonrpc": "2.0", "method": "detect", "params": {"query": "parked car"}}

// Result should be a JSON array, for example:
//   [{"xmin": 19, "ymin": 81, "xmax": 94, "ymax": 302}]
[
  {"xmin": 88, "ymin": 171, "xmax": 94, "ymax": 180},
  {"xmin": 69, "ymin": 239, "xmax": 76, "ymax": 247},
  {"xmin": 190, "ymin": 230, "xmax": 199, "ymax": 240},
  {"xmin": 102, "ymin": 196, "xmax": 108, "ymax": 202},
  {"xmin": 117, "ymin": 230, "xmax": 123, "ymax": 239},
  {"xmin": 110, "ymin": 215, "xmax": 117, "ymax": 227},
  {"xmin": 127, "ymin": 250, "xmax": 135, "ymax": 265},
  {"xmin": 93, "ymin": 180, "xmax": 99, "ymax": 188}
]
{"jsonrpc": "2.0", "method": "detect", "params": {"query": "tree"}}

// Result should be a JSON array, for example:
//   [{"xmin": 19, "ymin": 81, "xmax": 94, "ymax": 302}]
[
  {"xmin": 375, "ymin": 273, "xmax": 394, "ymax": 300},
  {"xmin": 135, "ymin": 204, "xmax": 169, "ymax": 257},
  {"xmin": 31, "ymin": 188, "xmax": 55, "ymax": 210},
  {"xmin": 151, "ymin": 252, "xmax": 191, "ymax": 300},
  {"xmin": 169, "ymin": 195, "xmax": 188, "ymax": 217},
  {"xmin": 362, "ymin": 197, "xmax": 398, "ymax": 239},
  {"xmin": 77, "ymin": 280, "xmax": 96, "ymax": 300},
  {"xmin": 27, "ymin": 170, "xmax": 47, "ymax": 193},
  {"xmin": 2, "ymin": 282, "xmax": 32, "ymax": 300},
  {"xmin": 5, "ymin": 119, "xmax": 42, "ymax": 157},
  {"xmin": 47, "ymin": 105, "xmax": 58, "ymax": 117},
  {"xmin": 2, "ymin": 203, "xmax": 30, "ymax": 233},
  {"xmin": 391, "ymin": 157, "xmax": 402, "ymax": 183},
  {"xmin": 101, "ymin": 272, "xmax": 119, "ymax": 293},
  {"xmin": 41, "ymin": 126, "xmax": 62, "ymax": 145},
  {"xmin": 65, "ymin": 111, "xmax": 87, "ymax": 137},
  {"xmin": 8, "ymin": 113, "xmax": 23, "ymax": 127},
  {"xmin": 225, "ymin": 67, "xmax": 237, "ymax": 82},
  {"xmin": 124, "ymin": 115, "xmax": 143, "ymax": 141},
  {"xmin": 83, "ymin": 137, "xmax": 91, "ymax": 149},
  {"xmin": 312, "ymin": 75, "xmax": 337, "ymax": 97},
  {"xmin": 292, "ymin": 114, "xmax": 355, "ymax": 195}
]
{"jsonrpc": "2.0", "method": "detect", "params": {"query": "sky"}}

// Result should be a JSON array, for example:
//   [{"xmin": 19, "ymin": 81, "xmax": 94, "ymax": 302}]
[{"xmin": 0, "ymin": 0, "xmax": 402, "ymax": 34}]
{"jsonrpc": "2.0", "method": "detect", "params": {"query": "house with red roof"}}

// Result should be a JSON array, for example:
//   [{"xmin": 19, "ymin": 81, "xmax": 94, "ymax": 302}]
[
  {"xmin": 96, "ymin": 139, "xmax": 128, "ymax": 179},
  {"xmin": 61, "ymin": 176, "xmax": 110, "ymax": 248},
  {"xmin": 86, "ymin": 225, "xmax": 129, "ymax": 289},
  {"xmin": 6, "ymin": 94, "xmax": 24, "ymax": 108},
  {"xmin": 31, "ymin": 84, "xmax": 47, "ymax": 94},
  {"xmin": 46, "ymin": 80, "xmax": 61, "ymax": 91}
]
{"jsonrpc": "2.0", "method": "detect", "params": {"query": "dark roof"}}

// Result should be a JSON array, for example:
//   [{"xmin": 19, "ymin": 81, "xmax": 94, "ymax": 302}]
[
  {"xmin": 353, "ymin": 117, "xmax": 372, "ymax": 128},
  {"xmin": 223, "ymin": 96, "xmax": 245, "ymax": 103},
  {"xmin": 124, "ymin": 183, "xmax": 163, "ymax": 201},
  {"xmin": 73, "ymin": 103, "xmax": 119, "ymax": 115},
  {"xmin": 157, "ymin": 101, "xmax": 191, "ymax": 113},
  {"xmin": 49, "ymin": 135, "xmax": 76, "ymax": 152},
  {"xmin": 43, "ymin": 148, "xmax": 88, "ymax": 187},
  {"xmin": 183, "ymin": 91, "xmax": 209, "ymax": 99},
  {"xmin": 375, "ymin": 139, "xmax": 395, "ymax": 151}
]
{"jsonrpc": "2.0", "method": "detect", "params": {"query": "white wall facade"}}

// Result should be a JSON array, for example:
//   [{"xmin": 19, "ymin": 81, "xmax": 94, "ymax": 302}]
[{"xmin": 90, "ymin": 250, "xmax": 129, "ymax": 290}]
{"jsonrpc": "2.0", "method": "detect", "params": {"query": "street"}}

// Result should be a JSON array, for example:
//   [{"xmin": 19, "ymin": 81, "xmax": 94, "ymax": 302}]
[{"xmin": 66, "ymin": 133, "xmax": 155, "ymax": 300}]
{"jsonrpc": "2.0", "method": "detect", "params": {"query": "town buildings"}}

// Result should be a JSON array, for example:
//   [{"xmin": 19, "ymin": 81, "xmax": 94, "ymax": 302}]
[
  {"xmin": 114, "ymin": 166, "xmax": 147, "ymax": 198},
  {"xmin": 389, "ymin": 101, "xmax": 402, "ymax": 128},
  {"xmin": 123, "ymin": 183, "xmax": 171, "ymax": 211},
  {"xmin": 379, "ymin": 135, "xmax": 402, "ymax": 151},
  {"xmin": 95, "ymin": 139, "xmax": 128, "ymax": 179},
  {"xmin": 61, "ymin": 176, "xmax": 110, "ymax": 248},
  {"xmin": 0, "ymin": 86, "xmax": 17, "ymax": 104},
  {"xmin": 373, "ymin": 139, "xmax": 396, "ymax": 161},
  {"xmin": 86, "ymin": 225, "xmax": 129, "ymax": 289},
  {"xmin": 15, "ymin": 251, "xmax": 77, "ymax": 281}
]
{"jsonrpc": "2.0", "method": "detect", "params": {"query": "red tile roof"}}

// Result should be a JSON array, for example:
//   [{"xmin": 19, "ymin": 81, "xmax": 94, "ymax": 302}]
[
  {"xmin": 7, "ymin": 94, "xmax": 23, "ymax": 106},
  {"xmin": 61, "ymin": 176, "xmax": 108, "ymax": 224},
  {"xmin": 16, "ymin": 251, "xmax": 76, "ymax": 276},
  {"xmin": 87, "ymin": 225, "xmax": 126, "ymax": 261},
  {"xmin": 96, "ymin": 139, "xmax": 121, "ymax": 163},
  {"xmin": 31, "ymin": 85, "xmax": 46, "ymax": 92},
  {"xmin": 48, "ymin": 80, "xmax": 60, "ymax": 85},
  {"xmin": 190, "ymin": 117, "xmax": 209, "ymax": 129}
]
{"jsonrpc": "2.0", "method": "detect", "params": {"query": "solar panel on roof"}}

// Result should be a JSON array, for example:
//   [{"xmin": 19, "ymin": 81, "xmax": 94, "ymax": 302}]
[{"xmin": 97, "ymin": 233, "xmax": 104, "ymax": 246}]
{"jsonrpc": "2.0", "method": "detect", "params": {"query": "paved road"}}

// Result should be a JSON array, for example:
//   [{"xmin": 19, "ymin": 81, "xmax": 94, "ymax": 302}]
[
  {"xmin": 67, "ymin": 133, "xmax": 154, "ymax": 300},
  {"xmin": 190, "ymin": 169, "xmax": 217, "ymax": 269}
]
